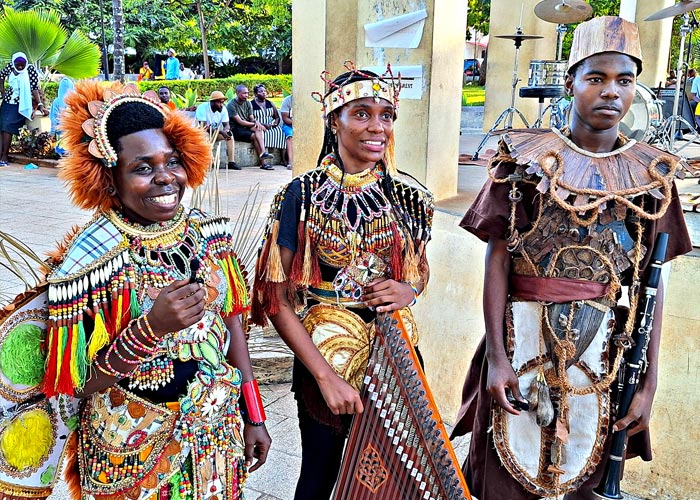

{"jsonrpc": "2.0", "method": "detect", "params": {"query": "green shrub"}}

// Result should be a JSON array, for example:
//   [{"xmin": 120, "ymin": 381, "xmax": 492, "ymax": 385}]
[
  {"xmin": 139, "ymin": 74, "xmax": 292, "ymax": 100},
  {"xmin": 42, "ymin": 74, "xmax": 292, "ymax": 108}
]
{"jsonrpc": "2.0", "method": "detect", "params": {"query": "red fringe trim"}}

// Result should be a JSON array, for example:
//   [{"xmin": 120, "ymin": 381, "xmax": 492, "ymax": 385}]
[
  {"xmin": 42, "ymin": 323, "xmax": 59, "ymax": 398},
  {"xmin": 55, "ymin": 323, "xmax": 75, "ymax": 396},
  {"xmin": 64, "ymin": 431, "xmax": 81, "ymax": 500},
  {"xmin": 390, "ymin": 222, "xmax": 404, "ymax": 281},
  {"xmin": 289, "ymin": 220, "xmax": 306, "ymax": 283}
]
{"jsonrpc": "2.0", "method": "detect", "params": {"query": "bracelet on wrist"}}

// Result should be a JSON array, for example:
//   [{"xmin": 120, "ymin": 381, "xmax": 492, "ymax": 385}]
[
  {"xmin": 139, "ymin": 315, "xmax": 159, "ymax": 343},
  {"xmin": 241, "ymin": 380, "xmax": 266, "ymax": 425},
  {"xmin": 242, "ymin": 412, "xmax": 265, "ymax": 426},
  {"xmin": 406, "ymin": 282, "xmax": 419, "ymax": 307}
]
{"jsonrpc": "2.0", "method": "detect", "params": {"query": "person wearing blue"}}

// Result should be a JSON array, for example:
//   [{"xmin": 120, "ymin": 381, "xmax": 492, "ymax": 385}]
[
  {"xmin": 49, "ymin": 77, "xmax": 75, "ymax": 155},
  {"xmin": 165, "ymin": 49, "xmax": 180, "ymax": 80},
  {"xmin": 280, "ymin": 94, "xmax": 293, "ymax": 170}
]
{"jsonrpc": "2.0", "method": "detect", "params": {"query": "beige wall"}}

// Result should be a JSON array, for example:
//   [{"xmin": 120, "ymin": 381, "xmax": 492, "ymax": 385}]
[
  {"xmin": 292, "ymin": 0, "xmax": 466, "ymax": 200},
  {"xmin": 633, "ymin": 0, "xmax": 674, "ymax": 90},
  {"xmin": 414, "ymin": 207, "xmax": 700, "ymax": 499}
]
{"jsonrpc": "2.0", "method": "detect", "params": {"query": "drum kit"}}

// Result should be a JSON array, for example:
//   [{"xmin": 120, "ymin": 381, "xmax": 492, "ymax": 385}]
[
  {"xmin": 472, "ymin": 0, "xmax": 700, "ymax": 160},
  {"xmin": 472, "ymin": 0, "xmax": 591, "ymax": 160}
]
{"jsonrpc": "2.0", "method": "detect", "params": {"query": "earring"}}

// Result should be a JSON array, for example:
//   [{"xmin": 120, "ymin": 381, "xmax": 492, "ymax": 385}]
[
  {"xmin": 331, "ymin": 129, "xmax": 337, "ymax": 135},
  {"xmin": 107, "ymin": 185, "xmax": 116, "ymax": 195}
]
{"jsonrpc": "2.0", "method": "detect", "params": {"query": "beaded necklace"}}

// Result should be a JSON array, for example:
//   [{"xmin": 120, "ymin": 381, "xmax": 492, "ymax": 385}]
[
  {"xmin": 307, "ymin": 155, "xmax": 398, "ymax": 267},
  {"xmin": 106, "ymin": 207, "xmax": 209, "ymax": 295},
  {"xmin": 45, "ymin": 207, "xmax": 250, "ymax": 397}
]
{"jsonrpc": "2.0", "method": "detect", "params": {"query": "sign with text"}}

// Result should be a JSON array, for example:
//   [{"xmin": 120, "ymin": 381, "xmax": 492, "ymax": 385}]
[{"xmin": 363, "ymin": 65, "xmax": 423, "ymax": 100}]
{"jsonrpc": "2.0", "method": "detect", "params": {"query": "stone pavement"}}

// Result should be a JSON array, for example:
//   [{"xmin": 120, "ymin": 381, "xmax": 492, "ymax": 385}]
[{"xmin": 5, "ymin": 116, "xmax": 699, "ymax": 498}]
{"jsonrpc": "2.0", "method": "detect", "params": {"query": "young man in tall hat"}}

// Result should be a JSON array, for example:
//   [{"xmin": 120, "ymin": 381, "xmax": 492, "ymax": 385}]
[{"xmin": 452, "ymin": 16, "xmax": 692, "ymax": 499}]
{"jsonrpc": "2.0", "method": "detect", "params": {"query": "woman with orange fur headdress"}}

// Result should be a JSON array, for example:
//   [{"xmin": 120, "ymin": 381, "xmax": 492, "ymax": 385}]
[{"xmin": 42, "ymin": 80, "xmax": 270, "ymax": 500}]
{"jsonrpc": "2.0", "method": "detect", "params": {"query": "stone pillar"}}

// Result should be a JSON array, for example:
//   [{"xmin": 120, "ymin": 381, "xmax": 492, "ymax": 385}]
[
  {"xmin": 292, "ymin": 0, "xmax": 467, "ymax": 201},
  {"xmin": 634, "ymin": 0, "xmax": 675, "ymax": 90}
]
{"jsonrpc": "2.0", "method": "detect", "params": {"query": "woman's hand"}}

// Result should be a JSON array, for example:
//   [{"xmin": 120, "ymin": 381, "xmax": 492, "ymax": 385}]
[
  {"xmin": 316, "ymin": 371, "xmax": 364, "ymax": 415},
  {"xmin": 363, "ymin": 279, "xmax": 415, "ymax": 313},
  {"xmin": 146, "ymin": 278, "xmax": 206, "ymax": 337},
  {"xmin": 243, "ymin": 423, "xmax": 272, "ymax": 472},
  {"xmin": 487, "ymin": 355, "xmax": 525, "ymax": 416}
]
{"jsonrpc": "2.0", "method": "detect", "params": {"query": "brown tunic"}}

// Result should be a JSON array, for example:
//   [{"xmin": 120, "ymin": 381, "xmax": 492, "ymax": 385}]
[{"xmin": 451, "ymin": 130, "xmax": 692, "ymax": 499}]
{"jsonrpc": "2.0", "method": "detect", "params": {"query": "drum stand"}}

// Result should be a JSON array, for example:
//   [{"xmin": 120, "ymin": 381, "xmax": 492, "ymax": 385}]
[
  {"xmin": 471, "ymin": 28, "xmax": 532, "ymax": 160},
  {"xmin": 532, "ymin": 24, "xmax": 569, "ymax": 129},
  {"xmin": 657, "ymin": 14, "xmax": 700, "ymax": 154}
]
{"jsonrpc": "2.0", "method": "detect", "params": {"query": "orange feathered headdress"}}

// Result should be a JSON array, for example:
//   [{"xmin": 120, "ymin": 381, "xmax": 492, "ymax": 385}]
[{"xmin": 58, "ymin": 80, "xmax": 211, "ymax": 212}]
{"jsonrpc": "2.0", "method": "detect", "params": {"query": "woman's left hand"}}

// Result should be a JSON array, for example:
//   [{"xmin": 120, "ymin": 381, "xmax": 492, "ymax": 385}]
[
  {"xmin": 363, "ymin": 279, "xmax": 415, "ymax": 313},
  {"xmin": 243, "ymin": 423, "xmax": 272, "ymax": 472}
]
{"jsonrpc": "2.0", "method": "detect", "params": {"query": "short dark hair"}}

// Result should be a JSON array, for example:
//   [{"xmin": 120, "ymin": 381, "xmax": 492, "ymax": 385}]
[{"xmin": 106, "ymin": 102, "xmax": 165, "ymax": 153}]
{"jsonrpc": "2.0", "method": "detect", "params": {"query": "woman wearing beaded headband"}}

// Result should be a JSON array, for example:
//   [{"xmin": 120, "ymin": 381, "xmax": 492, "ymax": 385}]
[
  {"xmin": 42, "ymin": 80, "xmax": 270, "ymax": 500},
  {"xmin": 252, "ymin": 63, "xmax": 433, "ymax": 499}
]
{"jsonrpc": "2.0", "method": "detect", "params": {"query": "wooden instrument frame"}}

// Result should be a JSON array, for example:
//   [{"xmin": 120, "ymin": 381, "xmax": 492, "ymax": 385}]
[{"xmin": 332, "ymin": 311, "xmax": 471, "ymax": 500}]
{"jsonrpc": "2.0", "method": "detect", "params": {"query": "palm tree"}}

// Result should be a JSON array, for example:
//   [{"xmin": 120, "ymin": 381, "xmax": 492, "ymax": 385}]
[
  {"xmin": 0, "ymin": 7, "xmax": 101, "ymax": 80},
  {"xmin": 111, "ymin": 0, "xmax": 125, "ymax": 81}
]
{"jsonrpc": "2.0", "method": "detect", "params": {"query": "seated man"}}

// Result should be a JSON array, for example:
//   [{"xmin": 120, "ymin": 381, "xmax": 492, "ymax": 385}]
[
  {"xmin": 158, "ymin": 85, "xmax": 177, "ymax": 111},
  {"xmin": 227, "ymin": 84, "xmax": 274, "ymax": 170},
  {"xmin": 196, "ymin": 90, "xmax": 238, "ymax": 170},
  {"xmin": 280, "ymin": 94, "xmax": 293, "ymax": 170}
]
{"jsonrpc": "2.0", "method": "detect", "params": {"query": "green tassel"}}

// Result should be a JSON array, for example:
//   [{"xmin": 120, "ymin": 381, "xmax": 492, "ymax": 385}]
[
  {"xmin": 76, "ymin": 319, "xmax": 87, "ymax": 386},
  {"xmin": 129, "ymin": 287, "xmax": 141, "ymax": 318},
  {"xmin": 169, "ymin": 472, "xmax": 183, "ymax": 500}
]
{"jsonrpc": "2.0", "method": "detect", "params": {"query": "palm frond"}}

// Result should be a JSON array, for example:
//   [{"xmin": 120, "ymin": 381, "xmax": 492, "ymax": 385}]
[
  {"xmin": 0, "ymin": 231, "xmax": 45, "ymax": 306},
  {"xmin": 0, "ymin": 7, "xmax": 66, "ymax": 65},
  {"xmin": 52, "ymin": 30, "xmax": 101, "ymax": 79},
  {"xmin": 191, "ymin": 129, "xmax": 223, "ymax": 214},
  {"xmin": 229, "ymin": 184, "xmax": 265, "ymax": 278}
]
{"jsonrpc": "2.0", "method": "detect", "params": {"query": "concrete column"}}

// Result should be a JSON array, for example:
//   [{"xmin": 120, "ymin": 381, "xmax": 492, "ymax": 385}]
[
  {"xmin": 292, "ymin": 0, "xmax": 467, "ymax": 201},
  {"xmin": 634, "ymin": 0, "xmax": 675, "ymax": 90}
]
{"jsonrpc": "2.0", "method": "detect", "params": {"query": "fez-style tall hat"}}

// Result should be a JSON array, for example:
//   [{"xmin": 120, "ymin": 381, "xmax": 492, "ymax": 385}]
[{"xmin": 567, "ymin": 16, "xmax": 643, "ymax": 75}]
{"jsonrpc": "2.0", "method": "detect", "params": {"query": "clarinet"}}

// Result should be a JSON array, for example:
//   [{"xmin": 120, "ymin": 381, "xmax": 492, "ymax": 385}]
[{"xmin": 593, "ymin": 232, "xmax": 669, "ymax": 499}]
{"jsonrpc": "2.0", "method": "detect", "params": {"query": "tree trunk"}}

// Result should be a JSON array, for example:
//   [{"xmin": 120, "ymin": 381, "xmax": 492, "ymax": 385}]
[
  {"xmin": 478, "ymin": 50, "xmax": 487, "ymax": 87},
  {"xmin": 196, "ymin": 1, "xmax": 210, "ymax": 79},
  {"xmin": 112, "ymin": 0, "xmax": 125, "ymax": 81}
]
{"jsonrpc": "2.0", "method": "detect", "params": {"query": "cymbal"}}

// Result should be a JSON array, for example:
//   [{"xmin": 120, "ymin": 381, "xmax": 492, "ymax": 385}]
[
  {"xmin": 645, "ymin": 1, "xmax": 700, "ymax": 21},
  {"xmin": 534, "ymin": 0, "xmax": 593, "ymax": 24},
  {"xmin": 494, "ymin": 33, "xmax": 544, "ymax": 41}
]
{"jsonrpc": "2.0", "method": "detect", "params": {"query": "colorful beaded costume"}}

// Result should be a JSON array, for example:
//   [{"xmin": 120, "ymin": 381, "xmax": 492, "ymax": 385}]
[
  {"xmin": 252, "ymin": 154, "xmax": 433, "ymax": 396},
  {"xmin": 44, "ymin": 206, "xmax": 250, "ymax": 500}
]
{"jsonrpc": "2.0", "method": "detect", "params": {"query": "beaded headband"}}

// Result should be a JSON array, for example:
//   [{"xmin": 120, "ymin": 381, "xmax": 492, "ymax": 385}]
[
  {"xmin": 81, "ymin": 82, "xmax": 166, "ymax": 167},
  {"xmin": 312, "ymin": 61, "xmax": 401, "ymax": 118}
]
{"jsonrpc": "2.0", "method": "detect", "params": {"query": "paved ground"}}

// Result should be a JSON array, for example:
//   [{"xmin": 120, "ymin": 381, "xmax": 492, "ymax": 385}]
[{"xmin": 4, "ymin": 116, "xmax": 698, "ymax": 498}]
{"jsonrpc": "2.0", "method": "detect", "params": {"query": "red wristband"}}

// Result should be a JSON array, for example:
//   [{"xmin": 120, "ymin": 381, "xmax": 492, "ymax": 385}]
[{"xmin": 242, "ymin": 380, "xmax": 266, "ymax": 424}]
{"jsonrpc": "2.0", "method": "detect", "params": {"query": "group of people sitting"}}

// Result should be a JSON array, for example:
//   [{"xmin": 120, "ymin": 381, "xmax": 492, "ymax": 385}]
[{"xmin": 195, "ymin": 84, "xmax": 293, "ymax": 171}]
